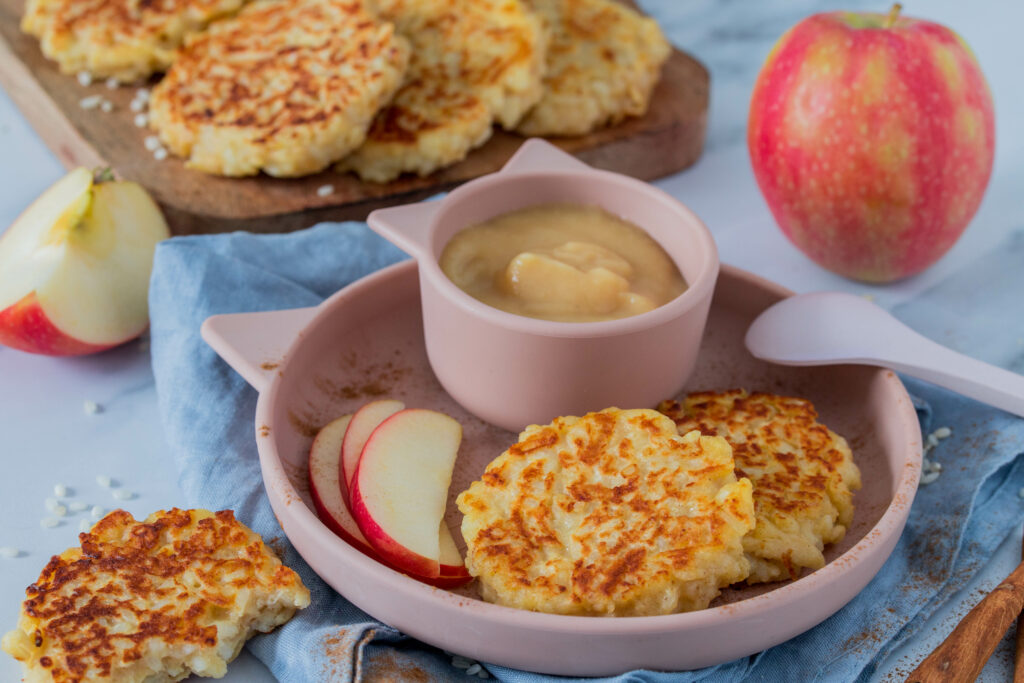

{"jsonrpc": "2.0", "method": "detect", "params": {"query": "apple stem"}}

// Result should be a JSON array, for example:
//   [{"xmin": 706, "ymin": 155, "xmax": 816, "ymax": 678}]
[
  {"xmin": 93, "ymin": 167, "xmax": 115, "ymax": 184},
  {"xmin": 884, "ymin": 3, "xmax": 902, "ymax": 28}
]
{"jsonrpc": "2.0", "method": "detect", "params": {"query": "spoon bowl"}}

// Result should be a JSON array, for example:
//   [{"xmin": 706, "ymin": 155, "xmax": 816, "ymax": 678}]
[{"xmin": 746, "ymin": 292, "xmax": 1024, "ymax": 419}]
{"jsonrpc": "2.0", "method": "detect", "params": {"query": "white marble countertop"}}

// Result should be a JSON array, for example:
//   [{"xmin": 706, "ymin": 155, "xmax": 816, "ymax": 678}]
[{"xmin": 2, "ymin": 1, "xmax": 1022, "ymax": 680}]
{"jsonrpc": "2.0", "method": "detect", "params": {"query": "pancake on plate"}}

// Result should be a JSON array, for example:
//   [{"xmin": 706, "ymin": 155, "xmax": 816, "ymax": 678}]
[
  {"xmin": 658, "ymin": 390, "xmax": 862, "ymax": 583},
  {"xmin": 21, "ymin": 0, "xmax": 246, "ymax": 82},
  {"xmin": 457, "ymin": 408, "xmax": 755, "ymax": 616},
  {"xmin": 148, "ymin": 0, "xmax": 409, "ymax": 177},
  {"xmin": 2, "ymin": 508, "xmax": 309, "ymax": 682},
  {"xmin": 339, "ymin": 0, "xmax": 547, "ymax": 182},
  {"xmin": 515, "ymin": 0, "xmax": 670, "ymax": 137}
]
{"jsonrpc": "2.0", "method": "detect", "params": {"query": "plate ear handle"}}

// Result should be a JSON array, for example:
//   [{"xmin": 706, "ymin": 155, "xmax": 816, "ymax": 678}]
[
  {"xmin": 367, "ymin": 200, "xmax": 442, "ymax": 260},
  {"xmin": 500, "ymin": 138, "xmax": 592, "ymax": 175},
  {"xmin": 201, "ymin": 307, "xmax": 317, "ymax": 393}
]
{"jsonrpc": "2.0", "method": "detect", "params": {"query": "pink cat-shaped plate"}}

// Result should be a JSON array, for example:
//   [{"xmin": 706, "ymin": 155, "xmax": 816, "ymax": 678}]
[{"xmin": 201, "ymin": 260, "xmax": 921, "ymax": 676}]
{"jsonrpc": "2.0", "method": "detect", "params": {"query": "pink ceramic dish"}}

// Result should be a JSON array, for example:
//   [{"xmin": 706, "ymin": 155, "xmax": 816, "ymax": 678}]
[
  {"xmin": 202, "ymin": 261, "xmax": 922, "ymax": 676},
  {"xmin": 367, "ymin": 139, "xmax": 719, "ymax": 432}
]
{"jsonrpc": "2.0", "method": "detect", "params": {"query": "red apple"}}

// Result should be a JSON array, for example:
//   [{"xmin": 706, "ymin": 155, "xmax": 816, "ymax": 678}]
[
  {"xmin": 341, "ymin": 399, "xmax": 404, "ymax": 500},
  {"xmin": 0, "ymin": 168, "xmax": 170, "ymax": 354},
  {"xmin": 350, "ymin": 409, "xmax": 462, "ymax": 579},
  {"xmin": 748, "ymin": 5, "xmax": 994, "ymax": 282}
]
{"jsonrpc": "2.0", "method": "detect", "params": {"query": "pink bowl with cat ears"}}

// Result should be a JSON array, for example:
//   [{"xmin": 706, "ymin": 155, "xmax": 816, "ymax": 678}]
[{"xmin": 367, "ymin": 139, "xmax": 719, "ymax": 431}]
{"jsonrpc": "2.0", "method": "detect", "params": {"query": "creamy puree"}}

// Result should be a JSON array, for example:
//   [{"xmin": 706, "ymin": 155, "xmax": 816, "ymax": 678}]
[{"xmin": 439, "ymin": 203, "xmax": 687, "ymax": 322}]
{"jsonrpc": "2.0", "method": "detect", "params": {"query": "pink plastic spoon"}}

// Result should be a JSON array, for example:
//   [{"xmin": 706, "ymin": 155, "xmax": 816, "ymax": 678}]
[{"xmin": 745, "ymin": 292, "xmax": 1024, "ymax": 418}]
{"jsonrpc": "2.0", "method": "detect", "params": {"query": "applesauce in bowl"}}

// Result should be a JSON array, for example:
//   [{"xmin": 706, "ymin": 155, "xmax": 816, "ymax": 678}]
[
  {"xmin": 366, "ymin": 139, "xmax": 718, "ymax": 432},
  {"xmin": 439, "ymin": 203, "xmax": 687, "ymax": 323}
]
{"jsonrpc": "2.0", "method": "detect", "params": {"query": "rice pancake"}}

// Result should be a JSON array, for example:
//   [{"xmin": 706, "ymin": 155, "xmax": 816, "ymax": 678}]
[
  {"xmin": 457, "ymin": 408, "xmax": 755, "ymax": 616},
  {"xmin": 339, "ymin": 0, "xmax": 547, "ymax": 182},
  {"xmin": 2, "ymin": 508, "xmax": 309, "ymax": 682},
  {"xmin": 147, "ymin": 0, "xmax": 409, "ymax": 177},
  {"xmin": 658, "ymin": 390, "xmax": 862, "ymax": 584},
  {"xmin": 516, "ymin": 0, "xmax": 670, "ymax": 137},
  {"xmin": 21, "ymin": 0, "xmax": 245, "ymax": 82}
]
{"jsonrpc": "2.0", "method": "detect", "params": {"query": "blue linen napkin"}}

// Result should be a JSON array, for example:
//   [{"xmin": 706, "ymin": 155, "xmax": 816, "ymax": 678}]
[{"xmin": 149, "ymin": 222, "xmax": 1024, "ymax": 682}]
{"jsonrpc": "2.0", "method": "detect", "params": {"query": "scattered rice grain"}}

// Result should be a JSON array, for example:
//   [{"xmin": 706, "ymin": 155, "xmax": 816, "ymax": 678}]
[
  {"xmin": 40, "ymin": 518, "xmax": 60, "ymax": 529},
  {"xmin": 144, "ymin": 135, "xmax": 161, "ymax": 151},
  {"xmin": 68, "ymin": 501, "xmax": 88, "ymax": 512},
  {"xmin": 466, "ymin": 664, "xmax": 482, "ymax": 676},
  {"xmin": 44, "ymin": 497, "xmax": 59, "ymax": 512},
  {"xmin": 316, "ymin": 184, "xmax": 334, "ymax": 197},
  {"xmin": 53, "ymin": 504, "xmax": 68, "ymax": 517},
  {"xmin": 100, "ymin": 100, "xmax": 113, "ymax": 113},
  {"xmin": 920, "ymin": 471, "xmax": 941, "ymax": 486},
  {"xmin": 79, "ymin": 96, "xmax": 102, "ymax": 110},
  {"xmin": 53, "ymin": 483, "xmax": 68, "ymax": 497},
  {"xmin": 83, "ymin": 400, "xmax": 102, "ymax": 415},
  {"xmin": 113, "ymin": 490, "xmax": 135, "ymax": 500},
  {"xmin": 927, "ymin": 433, "xmax": 939, "ymax": 448},
  {"xmin": 134, "ymin": 113, "xmax": 148, "ymax": 127},
  {"xmin": 130, "ymin": 98, "xmax": 145, "ymax": 112},
  {"xmin": 79, "ymin": 519, "xmax": 91, "ymax": 533},
  {"xmin": 0, "ymin": 547, "xmax": 21, "ymax": 558},
  {"xmin": 96, "ymin": 475, "xmax": 113, "ymax": 488},
  {"xmin": 105, "ymin": 77, "xmax": 119, "ymax": 90},
  {"xmin": 135, "ymin": 88, "xmax": 150, "ymax": 102},
  {"xmin": 91, "ymin": 505, "xmax": 105, "ymax": 518},
  {"xmin": 154, "ymin": 148, "xmax": 168, "ymax": 161},
  {"xmin": 452, "ymin": 656, "xmax": 472, "ymax": 669},
  {"xmin": 76, "ymin": 71, "xmax": 92, "ymax": 86},
  {"xmin": 934, "ymin": 426, "xmax": 952, "ymax": 439}
]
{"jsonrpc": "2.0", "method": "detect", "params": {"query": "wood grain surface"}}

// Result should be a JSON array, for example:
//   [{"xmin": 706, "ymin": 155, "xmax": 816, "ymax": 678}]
[{"xmin": 0, "ymin": 0, "xmax": 709, "ymax": 235}]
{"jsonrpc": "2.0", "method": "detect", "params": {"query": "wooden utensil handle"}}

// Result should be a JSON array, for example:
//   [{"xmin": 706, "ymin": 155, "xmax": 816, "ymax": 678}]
[{"xmin": 908, "ymin": 559, "xmax": 1024, "ymax": 682}]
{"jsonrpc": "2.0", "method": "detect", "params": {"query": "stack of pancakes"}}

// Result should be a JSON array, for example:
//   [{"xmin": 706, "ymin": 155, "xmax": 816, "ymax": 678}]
[
  {"xmin": 23, "ymin": 0, "xmax": 671, "ymax": 179},
  {"xmin": 457, "ymin": 391, "xmax": 862, "ymax": 617}
]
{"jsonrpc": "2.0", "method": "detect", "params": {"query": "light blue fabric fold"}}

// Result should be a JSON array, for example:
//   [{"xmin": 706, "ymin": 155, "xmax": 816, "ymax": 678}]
[{"xmin": 149, "ymin": 222, "xmax": 1024, "ymax": 682}]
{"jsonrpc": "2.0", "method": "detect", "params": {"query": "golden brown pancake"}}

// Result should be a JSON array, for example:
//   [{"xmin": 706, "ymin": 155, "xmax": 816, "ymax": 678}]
[
  {"xmin": 658, "ymin": 390, "xmax": 861, "ymax": 583},
  {"xmin": 2, "ymin": 509, "xmax": 309, "ymax": 682},
  {"xmin": 458, "ymin": 408, "xmax": 755, "ymax": 616}
]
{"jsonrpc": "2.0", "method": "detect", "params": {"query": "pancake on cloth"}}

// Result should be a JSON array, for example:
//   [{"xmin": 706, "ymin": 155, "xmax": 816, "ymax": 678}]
[
  {"xmin": 457, "ymin": 408, "xmax": 755, "ymax": 616},
  {"xmin": 338, "ymin": 0, "xmax": 547, "ymax": 182},
  {"xmin": 658, "ymin": 390, "xmax": 862, "ymax": 583},
  {"xmin": 2, "ymin": 508, "xmax": 309, "ymax": 682},
  {"xmin": 148, "ymin": 0, "xmax": 409, "ymax": 177},
  {"xmin": 515, "ymin": 0, "xmax": 670, "ymax": 137}
]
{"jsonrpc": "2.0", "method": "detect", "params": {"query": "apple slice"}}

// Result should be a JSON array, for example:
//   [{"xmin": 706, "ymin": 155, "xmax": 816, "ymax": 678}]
[
  {"xmin": 0, "ymin": 168, "xmax": 170, "ymax": 355},
  {"xmin": 429, "ymin": 522, "xmax": 472, "ymax": 589},
  {"xmin": 350, "ymin": 409, "xmax": 462, "ymax": 579},
  {"xmin": 308, "ymin": 414, "xmax": 376, "ymax": 556},
  {"xmin": 341, "ymin": 399, "xmax": 404, "ymax": 499}
]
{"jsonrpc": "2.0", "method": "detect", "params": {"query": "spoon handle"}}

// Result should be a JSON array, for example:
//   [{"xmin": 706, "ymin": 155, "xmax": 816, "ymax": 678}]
[{"xmin": 883, "ymin": 330, "xmax": 1024, "ymax": 419}]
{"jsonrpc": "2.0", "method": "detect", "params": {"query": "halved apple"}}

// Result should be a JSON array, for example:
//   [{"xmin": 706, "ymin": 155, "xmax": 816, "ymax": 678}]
[
  {"xmin": 0, "ymin": 168, "xmax": 170, "ymax": 356},
  {"xmin": 340, "ymin": 399, "xmax": 404, "ymax": 500},
  {"xmin": 308, "ymin": 414, "xmax": 376, "ymax": 557},
  {"xmin": 350, "ymin": 409, "xmax": 462, "ymax": 579}
]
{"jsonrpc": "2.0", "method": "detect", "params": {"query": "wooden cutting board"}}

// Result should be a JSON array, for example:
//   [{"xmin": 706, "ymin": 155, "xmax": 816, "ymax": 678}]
[{"xmin": 0, "ymin": 0, "xmax": 709, "ymax": 235}]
